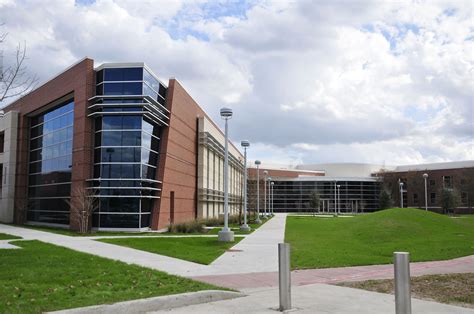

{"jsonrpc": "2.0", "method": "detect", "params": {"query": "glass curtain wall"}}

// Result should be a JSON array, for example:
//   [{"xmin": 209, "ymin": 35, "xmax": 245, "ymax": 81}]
[
  {"xmin": 90, "ymin": 66, "xmax": 167, "ymax": 229},
  {"xmin": 27, "ymin": 100, "xmax": 74, "ymax": 225},
  {"xmin": 271, "ymin": 179, "xmax": 381, "ymax": 213}
]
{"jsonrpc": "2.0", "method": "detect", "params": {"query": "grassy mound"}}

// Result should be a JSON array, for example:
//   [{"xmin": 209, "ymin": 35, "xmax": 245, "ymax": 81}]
[{"xmin": 285, "ymin": 208, "xmax": 474, "ymax": 269}]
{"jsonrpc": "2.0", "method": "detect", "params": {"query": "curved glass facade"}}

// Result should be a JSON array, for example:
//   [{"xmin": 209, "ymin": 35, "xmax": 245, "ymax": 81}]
[
  {"xmin": 27, "ymin": 100, "xmax": 74, "ymax": 225},
  {"xmin": 89, "ymin": 66, "xmax": 168, "ymax": 229}
]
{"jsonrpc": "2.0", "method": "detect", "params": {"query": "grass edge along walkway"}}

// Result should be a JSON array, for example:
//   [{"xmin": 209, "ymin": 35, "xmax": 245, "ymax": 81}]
[
  {"xmin": 0, "ymin": 240, "xmax": 223, "ymax": 314},
  {"xmin": 0, "ymin": 232, "xmax": 22, "ymax": 240},
  {"xmin": 97, "ymin": 236, "xmax": 245, "ymax": 265},
  {"xmin": 285, "ymin": 208, "xmax": 474, "ymax": 269}
]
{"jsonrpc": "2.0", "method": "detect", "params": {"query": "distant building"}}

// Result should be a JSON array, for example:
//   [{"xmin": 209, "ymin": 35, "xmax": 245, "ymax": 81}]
[
  {"xmin": 248, "ymin": 161, "xmax": 474, "ymax": 214},
  {"xmin": 378, "ymin": 161, "xmax": 474, "ymax": 214},
  {"xmin": 0, "ymin": 58, "xmax": 243, "ymax": 231}
]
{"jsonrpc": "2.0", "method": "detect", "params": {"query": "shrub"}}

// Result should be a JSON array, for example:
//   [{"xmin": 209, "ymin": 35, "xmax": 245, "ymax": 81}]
[{"xmin": 168, "ymin": 220, "xmax": 204, "ymax": 233}]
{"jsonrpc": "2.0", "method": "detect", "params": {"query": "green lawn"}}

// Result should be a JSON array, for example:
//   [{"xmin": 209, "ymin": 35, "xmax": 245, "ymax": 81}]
[
  {"xmin": 15, "ymin": 217, "xmax": 272, "ymax": 237},
  {"xmin": 285, "ymin": 208, "xmax": 474, "ymax": 269},
  {"xmin": 0, "ymin": 240, "xmax": 221, "ymax": 313},
  {"xmin": 98, "ymin": 236, "xmax": 244, "ymax": 265},
  {"xmin": 0, "ymin": 232, "xmax": 21, "ymax": 240}
]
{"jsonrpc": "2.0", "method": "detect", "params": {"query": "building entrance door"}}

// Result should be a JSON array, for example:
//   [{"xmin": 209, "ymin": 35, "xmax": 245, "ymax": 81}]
[
  {"xmin": 320, "ymin": 199, "xmax": 330, "ymax": 213},
  {"xmin": 350, "ymin": 200, "xmax": 359, "ymax": 213}
]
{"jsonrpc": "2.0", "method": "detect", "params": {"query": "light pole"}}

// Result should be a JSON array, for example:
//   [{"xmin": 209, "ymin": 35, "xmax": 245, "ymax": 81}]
[
  {"xmin": 399, "ymin": 182, "xmax": 404, "ymax": 208},
  {"xmin": 240, "ymin": 140, "xmax": 251, "ymax": 231},
  {"xmin": 334, "ymin": 181, "xmax": 338, "ymax": 217},
  {"xmin": 268, "ymin": 177, "xmax": 272, "ymax": 216},
  {"xmin": 263, "ymin": 170, "xmax": 268, "ymax": 218},
  {"xmin": 255, "ymin": 160, "xmax": 262, "ymax": 224},
  {"xmin": 218, "ymin": 107, "xmax": 234, "ymax": 242},
  {"xmin": 337, "ymin": 184, "xmax": 341, "ymax": 215},
  {"xmin": 271, "ymin": 181, "xmax": 274, "ymax": 215},
  {"xmin": 423, "ymin": 173, "xmax": 428, "ymax": 211}
]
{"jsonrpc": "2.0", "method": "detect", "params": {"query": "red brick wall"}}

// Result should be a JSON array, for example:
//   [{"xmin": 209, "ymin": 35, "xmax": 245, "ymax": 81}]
[
  {"xmin": 4, "ymin": 58, "xmax": 95, "ymax": 229},
  {"xmin": 380, "ymin": 167, "xmax": 474, "ymax": 214}
]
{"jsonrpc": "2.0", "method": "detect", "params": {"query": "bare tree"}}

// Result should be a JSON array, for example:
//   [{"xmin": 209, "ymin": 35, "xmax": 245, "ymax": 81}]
[
  {"xmin": 67, "ymin": 187, "xmax": 98, "ymax": 234},
  {"xmin": 0, "ymin": 23, "xmax": 38, "ymax": 102}
]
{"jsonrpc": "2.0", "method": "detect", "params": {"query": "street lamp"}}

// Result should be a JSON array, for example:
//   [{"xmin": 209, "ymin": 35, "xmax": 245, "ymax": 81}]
[
  {"xmin": 271, "ymin": 181, "xmax": 275, "ymax": 215},
  {"xmin": 263, "ymin": 170, "xmax": 268, "ymax": 218},
  {"xmin": 399, "ymin": 182, "xmax": 404, "ymax": 208},
  {"xmin": 334, "ymin": 181, "xmax": 338, "ymax": 217},
  {"xmin": 218, "ymin": 107, "xmax": 234, "ymax": 242},
  {"xmin": 255, "ymin": 160, "xmax": 262, "ymax": 224},
  {"xmin": 336, "ymin": 184, "xmax": 341, "ymax": 215},
  {"xmin": 240, "ymin": 140, "xmax": 251, "ymax": 231},
  {"xmin": 268, "ymin": 177, "xmax": 272, "ymax": 216},
  {"xmin": 423, "ymin": 173, "xmax": 429, "ymax": 211}
]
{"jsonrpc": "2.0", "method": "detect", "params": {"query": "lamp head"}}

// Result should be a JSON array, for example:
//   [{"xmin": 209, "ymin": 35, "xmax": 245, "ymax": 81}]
[
  {"xmin": 400, "ymin": 182, "xmax": 404, "ymax": 186},
  {"xmin": 241, "ymin": 140, "xmax": 250, "ymax": 148},
  {"xmin": 255, "ymin": 160, "xmax": 261, "ymax": 166},
  {"xmin": 423, "ymin": 173, "xmax": 428, "ymax": 178},
  {"xmin": 220, "ymin": 107, "xmax": 233, "ymax": 119},
  {"xmin": 263, "ymin": 170, "xmax": 268, "ymax": 175},
  {"xmin": 337, "ymin": 184, "xmax": 340, "ymax": 188},
  {"xmin": 271, "ymin": 182, "xmax": 274, "ymax": 185}
]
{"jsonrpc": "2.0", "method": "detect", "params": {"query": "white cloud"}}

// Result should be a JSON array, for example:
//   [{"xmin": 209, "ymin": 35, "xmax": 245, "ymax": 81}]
[{"xmin": 1, "ymin": 0, "xmax": 472, "ymax": 165}]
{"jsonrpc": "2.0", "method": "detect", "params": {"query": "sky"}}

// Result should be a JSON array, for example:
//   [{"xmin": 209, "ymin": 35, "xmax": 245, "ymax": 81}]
[{"xmin": 0, "ymin": 0, "xmax": 473, "ymax": 166}]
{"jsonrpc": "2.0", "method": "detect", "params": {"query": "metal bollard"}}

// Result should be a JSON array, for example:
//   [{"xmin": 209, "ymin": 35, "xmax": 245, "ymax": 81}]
[
  {"xmin": 394, "ymin": 252, "xmax": 411, "ymax": 314},
  {"xmin": 278, "ymin": 243, "xmax": 291, "ymax": 311}
]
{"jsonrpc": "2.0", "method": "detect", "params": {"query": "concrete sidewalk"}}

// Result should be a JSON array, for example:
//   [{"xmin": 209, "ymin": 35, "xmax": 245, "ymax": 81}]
[
  {"xmin": 0, "ymin": 214, "xmax": 287, "ymax": 277},
  {"xmin": 0, "ymin": 223, "xmax": 208, "ymax": 276},
  {"xmin": 192, "ymin": 254, "xmax": 474, "ymax": 289},
  {"xmin": 151, "ymin": 283, "xmax": 474, "ymax": 313}
]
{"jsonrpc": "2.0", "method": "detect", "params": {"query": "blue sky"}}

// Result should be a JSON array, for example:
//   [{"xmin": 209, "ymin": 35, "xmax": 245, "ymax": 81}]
[{"xmin": 1, "ymin": 0, "xmax": 473, "ymax": 165}]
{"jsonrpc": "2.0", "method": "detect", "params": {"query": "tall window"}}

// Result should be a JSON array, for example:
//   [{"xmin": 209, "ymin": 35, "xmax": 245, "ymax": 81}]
[
  {"xmin": 90, "ymin": 66, "xmax": 167, "ymax": 229},
  {"xmin": 27, "ymin": 100, "xmax": 74, "ymax": 225}
]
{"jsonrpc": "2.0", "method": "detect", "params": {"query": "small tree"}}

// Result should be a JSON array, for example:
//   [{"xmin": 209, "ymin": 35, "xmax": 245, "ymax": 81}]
[
  {"xmin": 67, "ymin": 187, "xmax": 98, "ymax": 234},
  {"xmin": 440, "ymin": 188, "xmax": 460, "ymax": 215},
  {"xmin": 309, "ymin": 191, "xmax": 320, "ymax": 216},
  {"xmin": 379, "ymin": 188, "xmax": 393, "ymax": 210}
]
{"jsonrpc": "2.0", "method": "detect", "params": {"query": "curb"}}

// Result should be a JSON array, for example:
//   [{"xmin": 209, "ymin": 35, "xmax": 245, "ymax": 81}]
[{"xmin": 47, "ymin": 290, "xmax": 245, "ymax": 314}]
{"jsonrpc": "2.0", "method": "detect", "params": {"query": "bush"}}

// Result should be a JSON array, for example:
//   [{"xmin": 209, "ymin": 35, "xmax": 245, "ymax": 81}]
[
  {"xmin": 168, "ymin": 220, "xmax": 204, "ymax": 233},
  {"xmin": 199, "ymin": 214, "xmax": 242, "ymax": 227}
]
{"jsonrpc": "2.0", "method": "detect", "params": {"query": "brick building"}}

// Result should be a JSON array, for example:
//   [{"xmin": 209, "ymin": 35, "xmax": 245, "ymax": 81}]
[
  {"xmin": 0, "ymin": 58, "xmax": 243, "ymax": 231},
  {"xmin": 377, "ymin": 161, "xmax": 474, "ymax": 214}
]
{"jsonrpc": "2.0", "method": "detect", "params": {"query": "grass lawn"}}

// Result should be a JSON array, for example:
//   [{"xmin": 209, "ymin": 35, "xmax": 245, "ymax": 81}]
[
  {"xmin": 98, "ymin": 236, "xmax": 244, "ymax": 265},
  {"xmin": 338, "ymin": 273, "xmax": 474, "ymax": 308},
  {"xmin": 285, "ymin": 208, "xmax": 474, "ymax": 269},
  {"xmin": 0, "ymin": 240, "xmax": 221, "ymax": 314},
  {"xmin": 0, "ymin": 232, "xmax": 21, "ymax": 240},
  {"xmin": 15, "ymin": 216, "xmax": 272, "ymax": 237}
]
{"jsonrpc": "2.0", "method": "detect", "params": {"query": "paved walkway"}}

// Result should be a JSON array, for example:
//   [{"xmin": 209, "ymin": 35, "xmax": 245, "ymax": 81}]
[
  {"xmin": 151, "ymin": 283, "xmax": 474, "ymax": 314},
  {"xmin": 193, "ymin": 254, "xmax": 474, "ymax": 289},
  {"xmin": 0, "ymin": 214, "xmax": 287, "ymax": 277}
]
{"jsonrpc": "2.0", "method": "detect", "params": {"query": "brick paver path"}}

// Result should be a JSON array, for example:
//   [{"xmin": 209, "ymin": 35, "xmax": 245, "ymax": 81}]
[{"xmin": 192, "ymin": 254, "xmax": 474, "ymax": 289}]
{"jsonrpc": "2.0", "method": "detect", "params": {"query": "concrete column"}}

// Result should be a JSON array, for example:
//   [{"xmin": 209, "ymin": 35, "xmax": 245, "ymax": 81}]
[{"xmin": 0, "ymin": 111, "xmax": 19, "ymax": 223}]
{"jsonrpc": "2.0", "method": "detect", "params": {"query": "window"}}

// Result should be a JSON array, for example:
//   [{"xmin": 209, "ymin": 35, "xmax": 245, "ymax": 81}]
[
  {"xmin": 443, "ymin": 176, "xmax": 452, "ymax": 188},
  {"xmin": 461, "ymin": 192, "xmax": 468, "ymax": 206},
  {"xmin": 430, "ymin": 192, "xmax": 436, "ymax": 205},
  {"xmin": 429, "ymin": 179, "xmax": 436, "ymax": 186},
  {"xmin": 27, "ymin": 100, "xmax": 74, "ymax": 225},
  {"xmin": 104, "ymin": 68, "xmax": 143, "ymax": 82}
]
